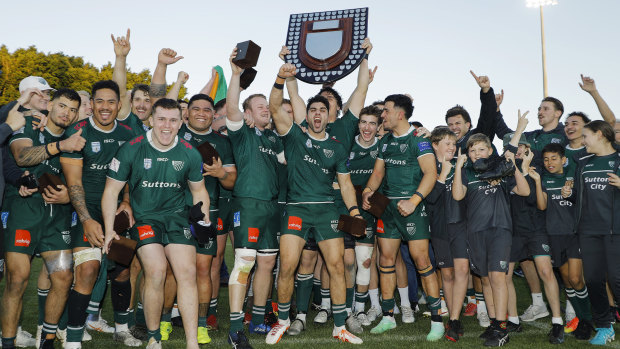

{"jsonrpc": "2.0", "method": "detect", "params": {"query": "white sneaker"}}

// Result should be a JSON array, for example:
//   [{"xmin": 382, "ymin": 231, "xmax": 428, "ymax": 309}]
[
  {"xmin": 332, "ymin": 327, "xmax": 363, "ymax": 344},
  {"xmin": 314, "ymin": 309, "xmax": 330, "ymax": 324},
  {"xmin": 520, "ymin": 304, "xmax": 549, "ymax": 322},
  {"xmin": 266, "ymin": 320, "xmax": 290, "ymax": 345},
  {"xmin": 87, "ymin": 318, "xmax": 115, "ymax": 333},
  {"xmin": 565, "ymin": 309, "xmax": 576, "ymax": 323},
  {"xmin": 15, "ymin": 328, "xmax": 36, "ymax": 348},
  {"xmin": 440, "ymin": 299, "xmax": 449, "ymax": 317},
  {"xmin": 113, "ymin": 330, "xmax": 142, "ymax": 347},
  {"xmin": 56, "ymin": 329, "xmax": 66, "ymax": 346},
  {"xmin": 418, "ymin": 294, "xmax": 427, "ymax": 305},
  {"xmin": 365, "ymin": 307, "xmax": 381, "ymax": 324},
  {"xmin": 478, "ymin": 310, "xmax": 491, "ymax": 327},
  {"xmin": 346, "ymin": 314, "xmax": 363, "ymax": 334},
  {"xmin": 145, "ymin": 338, "xmax": 162, "ymax": 349},
  {"xmin": 401, "ymin": 305, "xmax": 415, "ymax": 324},
  {"xmin": 64, "ymin": 342, "xmax": 82, "ymax": 349},
  {"xmin": 35, "ymin": 325, "xmax": 43, "ymax": 349},
  {"xmin": 82, "ymin": 330, "xmax": 92, "ymax": 341},
  {"xmin": 393, "ymin": 304, "xmax": 400, "ymax": 315},
  {"xmin": 355, "ymin": 312, "xmax": 369, "ymax": 327}
]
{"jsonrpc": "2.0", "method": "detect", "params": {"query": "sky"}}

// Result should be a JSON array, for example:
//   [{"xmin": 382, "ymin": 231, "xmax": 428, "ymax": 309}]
[{"xmin": 1, "ymin": 0, "xmax": 618, "ymax": 138}]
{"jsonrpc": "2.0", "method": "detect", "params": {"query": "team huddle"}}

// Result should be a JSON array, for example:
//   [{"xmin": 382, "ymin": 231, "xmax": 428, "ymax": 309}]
[{"xmin": 0, "ymin": 29, "xmax": 619, "ymax": 349}]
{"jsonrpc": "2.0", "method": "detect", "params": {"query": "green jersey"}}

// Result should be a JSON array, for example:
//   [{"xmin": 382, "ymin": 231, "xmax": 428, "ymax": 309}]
[
  {"xmin": 281, "ymin": 123, "xmax": 349, "ymax": 204},
  {"xmin": 301, "ymin": 110, "xmax": 358, "ymax": 151},
  {"xmin": 61, "ymin": 117, "xmax": 136, "ymax": 215},
  {"xmin": 563, "ymin": 145, "xmax": 585, "ymax": 181},
  {"xmin": 577, "ymin": 153, "xmax": 620, "ymax": 235},
  {"xmin": 179, "ymin": 124, "xmax": 234, "ymax": 209},
  {"xmin": 541, "ymin": 171, "xmax": 574, "ymax": 235},
  {"xmin": 377, "ymin": 126, "xmax": 434, "ymax": 198},
  {"xmin": 107, "ymin": 130, "xmax": 204, "ymax": 222},
  {"xmin": 227, "ymin": 122, "xmax": 283, "ymax": 201},
  {"xmin": 118, "ymin": 112, "xmax": 149, "ymax": 135},
  {"xmin": 347, "ymin": 136, "xmax": 379, "ymax": 186}
]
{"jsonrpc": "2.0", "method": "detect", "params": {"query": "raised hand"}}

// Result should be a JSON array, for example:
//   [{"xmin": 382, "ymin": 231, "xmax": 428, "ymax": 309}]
[
  {"xmin": 561, "ymin": 182, "xmax": 573, "ymax": 198},
  {"xmin": 177, "ymin": 71, "xmax": 189, "ymax": 84},
  {"xmin": 158, "ymin": 48, "xmax": 183, "ymax": 65},
  {"xmin": 368, "ymin": 66, "xmax": 378, "ymax": 83},
  {"xmin": 60, "ymin": 128, "xmax": 86, "ymax": 153},
  {"xmin": 528, "ymin": 167, "xmax": 540, "ymax": 182},
  {"xmin": 470, "ymin": 70, "xmax": 491, "ymax": 93},
  {"xmin": 516, "ymin": 109, "xmax": 529, "ymax": 133},
  {"xmin": 361, "ymin": 37, "xmax": 373, "ymax": 54},
  {"xmin": 111, "ymin": 28, "xmax": 131, "ymax": 57},
  {"xmin": 279, "ymin": 46, "xmax": 291, "ymax": 61},
  {"xmin": 440, "ymin": 155, "xmax": 453, "ymax": 176},
  {"xmin": 229, "ymin": 47, "xmax": 243, "ymax": 75},
  {"xmin": 278, "ymin": 63, "xmax": 296, "ymax": 78},
  {"xmin": 456, "ymin": 148, "xmax": 468, "ymax": 169},
  {"xmin": 495, "ymin": 89, "xmax": 504, "ymax": 109},
  {"xmin": 5, "ymin": 102, "xmax": 26, "ymax": 131},
  {"xmin": 579, "ymin": 74, "xmax": 597, "ymax": 94},
  {"xmin": 17, "ymin": 88, "xmax": 44, "ymax": 106}
]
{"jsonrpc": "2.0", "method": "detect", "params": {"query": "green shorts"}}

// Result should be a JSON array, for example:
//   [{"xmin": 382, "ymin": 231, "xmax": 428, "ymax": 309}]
[
  {"xmin": 282, "ymin": 203, "xmax": 343, "ymax": 243},
  {"xmin": 71, "ymin": 205, "xmax": 102, "ymax": 249},
  {"xmin": 196, "ymin": 210, "xmax": 220, "ymax": 256},
  {"xmin": 218, "ymin": 197, "xmax": 233, "ymax": 235},
  {"xmin": 4, "ymin": 197, "xmax": 72, "ymax": 255},
  {"xmin": 130, "ymin": 214, "xmax": 197, "ymax": 249},
  {"xmin": 232, "ymin": 197, "xmax": 279, "ymax": 251},
  {"xmin": 379, "ymin": 200, "xmax": 430, "ymax": 241},
  {"xmin": 334, "ymin": 198, "xmax": 376, "ymax": 244}
]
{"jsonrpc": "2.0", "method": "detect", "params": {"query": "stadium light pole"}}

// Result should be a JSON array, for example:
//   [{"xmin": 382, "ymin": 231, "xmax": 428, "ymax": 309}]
[{"xmin": 526, "ymin": 0, "xmax": 558, "ymax": 97}]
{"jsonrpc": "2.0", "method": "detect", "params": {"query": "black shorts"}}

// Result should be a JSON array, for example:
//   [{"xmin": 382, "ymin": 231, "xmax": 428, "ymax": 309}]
[
  {"xmin": 432, "ymin": 221, "xmax": 468, "ymax": 269},
  {"xmin": 467, "ymin": 227, "xmax": 511, "ymax": 277},
  {"xmin": 303, "ymin": 237, "xmax": 318, "ymax": 251},
  {"xmin": 344, "ymin": 233, "xmax": 355, "ymax": 250},
  {"xmin": 510, "ymin": 234, "xmax": 550, "ymax": 263},
  {"xmin": 548, "ymin": 234, "xmax": 581, "ymax": 267}
]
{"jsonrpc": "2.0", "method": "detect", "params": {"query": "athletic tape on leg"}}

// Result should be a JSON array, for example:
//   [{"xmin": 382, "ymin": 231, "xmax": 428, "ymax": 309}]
[
  {"xmin": 44, "ymin": 250, "xmax": 74, "ymax": 273},
  {"xmin": 355, "ymin": 245, "xmax": 373, "ymax": 285},
  {"xmin": 73, "ymin": 248, "xmax": 102, "ymax": 267},
  {"xmin": 229, "ymin": 248, "xmax": 256, "ymax": 286}
]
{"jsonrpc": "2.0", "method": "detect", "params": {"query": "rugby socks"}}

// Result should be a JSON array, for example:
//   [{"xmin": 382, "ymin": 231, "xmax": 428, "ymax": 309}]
[
  {"xmin": 111, "ymin": 279, "xmax": 131, "ymax": 331},
  {"xmin": 346, "ymin": 287, "xmax": 354, "ymax": 314},
  {"xmin": 67, "ymin": 289, "xmax": 90, "ymax": 343},
  {"xmin": 573, "ymin": 286, "xmax": 593, "ymax": 322},
  {"xmin": 467, "ymin": 288, "xmax": 476, "ymax": 304},
  {"xmin": 476, "ymin": 292, "xmax": 487, "ymax": 313},
  {"xmin": 161, "ymin": 309, "xmax": 172, "ymax": 322},
  {"xmin": 207, "ymin": 298, "xmax": 218, "ymax": 317},
  {"xmin": 532, "ymin": 292, "xmax": 545, "ymax": 307},
  {"xmin": 37, "ymin": 288, "xmax": 49, "ymax": 326},
  {"xmin": 198, "ymin": 303, "xmax": 208, "ymax": 327},
  {"xmin": 2, "ymin": 336, "xmax": 16, "ymax": 349},
  {"xmin": 382, "ymin": 298, "xmax": 396, "ymax": 317},
  {"xmin": 147, "ymin": 328, "xmax": 161, "ymax": 342},
  {"xmin": 313, "ymin": 277, "xmax": 322, "ymax": 305},
  {"xmin": 565, "ymin": 298, "xmax": 575, "ymax": 316},
  {"xmin": 127, "ymin": 308, "xmax": 135, "ymax": 327},
  {"xmin": 266, "ymin": 298, "xmax": 274, "ymax": 315},
  {"xmin": 41, "ymin": 321, "xmax": 58, "ymax": 341},
  {"xmin": 58, "ymin": 305, "xmax": 68, "ymax": 331},
  {"xmin": 427, "ymin": 295, "xmax": 442, "ymax": 322},
  {"xmin": 229, "ymin": 311, "xmax": 244, "ymax": 333},
  {"xmin": 296, "ymin": 274, "xmax": 313, "ymax": 313},
  {"xmin": 369, "ymin": 288, "xmax": 381, "ymax": 310},
  {"xmin": 355, "ymin": 289, "xmax": 368, "ymax": 313},
  {"xmin": 136, "ymin": 302, "xmax": 146, "ymax": 326},
  {"xmin": 399, "ymin": 286, "xmax": 411, "ymax": 307},
  {"xmin": 277, "ymin": 302, "xmax": 291, "ymax": 322},
  {"xmin": 332, "ymin": 303, "xmax": 347, "ymax": 327},
  {"xmin": 251, "ymin": 305, "xmax": 266, "ymax": 326},
  {"xmin": 552, "ymin": 317, "xmax": 563, "ymax": 325},
  {"xmin": 320, "ymin": 288, "xmax": 331, "ymax": 310}
]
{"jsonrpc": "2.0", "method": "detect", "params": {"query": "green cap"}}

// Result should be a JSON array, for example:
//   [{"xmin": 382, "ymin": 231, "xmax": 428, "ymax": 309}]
[{"xmin": 503, "ymin": 132, "xmax": 530, "ymax": 148}]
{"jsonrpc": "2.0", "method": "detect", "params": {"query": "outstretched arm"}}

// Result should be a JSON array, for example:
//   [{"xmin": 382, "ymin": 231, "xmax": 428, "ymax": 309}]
[
  {"xmin": 579, "ymin": 74, "xmax": 616, "ymax": 126},
  {"xmin": 269, "ymin": 64, "xmax": 297, "ymax": 135},
  {"xmin": 166, "ymin": 71, "xmax": 189, "ymax": 99},
  {"xmin": 509, "ymin": 110, "xmax": 529, "ymax": 148},
  {"xmin": 111, "ymin": 29, "xmax": 131, "ymax": 118},
  {"xmin": 199, "ymin": 68, "xmax": 218, "ymax": 95},
  {"xmin": 470, "ymin": 70, "xmax": 498, "ymax": 141},
  {"xmin": 342, "ymin": 38, "xmax": 374, "ymax": 117},
  {"xmin": 225, "ymin": 48, "xmax": 245, "ymax": 124},
  {"xmin": 278, "ymin": 46, "xmax": 307, "ymax": 124},
  {"xmin": 150, "ymin": 48, "xmax": 184, "ymax": 106}
]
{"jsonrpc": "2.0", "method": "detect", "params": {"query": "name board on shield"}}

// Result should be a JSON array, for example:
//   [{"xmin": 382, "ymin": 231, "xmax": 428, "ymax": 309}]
[{"xmin": 284, "ymin": 8, "xmax": 369, "ymax": 84}]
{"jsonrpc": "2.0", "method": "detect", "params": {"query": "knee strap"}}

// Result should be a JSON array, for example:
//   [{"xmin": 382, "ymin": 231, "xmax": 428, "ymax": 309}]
[
  {"xmin": 73, "ymin": 248, "xmax": 101, "ymax": 267},
  {"xmin": 229, "ymin": 248, "xmax": 256, "ymax": 286},
  {"xmin": 379, "ymin": 264, "xmax": 395, "ymax": 274},
  {"xmin": 257, "ymin": 248, "xmax": 278, "ymax": 257},
  {"xmin": 355, "ymin": 245, "xmax": 373, "ymax": 285},
  {"xmin": 417, "ymin": 265, "xmax": 435, "ymax": 277}
]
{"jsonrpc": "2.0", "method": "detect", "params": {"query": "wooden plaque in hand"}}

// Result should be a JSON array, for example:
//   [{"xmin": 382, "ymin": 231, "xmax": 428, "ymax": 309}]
[
  {"xmin": 240, "ymin": 68, "xmax": 257, "ymax": 90},
  {"xmin": 233, "ymin": 40, "xmax": 261, "ymax": 69},
  {"xmin": 337, "ymin": 214, "xmax": 367, "ymax": 238},
  {"xmin": 108, "ymin": 236, "xmax": 137, "ymax": 266},
  {"xmin": 113, "ymin": 211, "xmax": 131, "ymax": 234},
  {"xmin": 197, "ymin": 142, "xmax": 220, "ymax": 166},
  {"xmin": 37, "ymin": 172, "xmax": 64, "ymax": 193}
]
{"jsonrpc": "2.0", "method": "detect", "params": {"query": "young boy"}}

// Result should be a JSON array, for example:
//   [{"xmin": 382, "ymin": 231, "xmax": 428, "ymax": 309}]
[
  {"xmin": 452, "ymin": 133, "xmax": 530, "ymax": 347},
  {"xmin": 529, "ymin": 143, "xmax": 593, "ymax": 340}
]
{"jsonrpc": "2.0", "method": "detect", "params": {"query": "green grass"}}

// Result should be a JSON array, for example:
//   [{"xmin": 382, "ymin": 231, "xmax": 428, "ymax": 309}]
[{"xmin": 3, "ymin": 242, "xmax": 619, "ymax": 348}]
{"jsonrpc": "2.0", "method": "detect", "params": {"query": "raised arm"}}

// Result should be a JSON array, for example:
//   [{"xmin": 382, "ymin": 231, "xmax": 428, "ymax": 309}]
[
  {"xmin": 579, "ymin": 74, "xmax": 616, "ymax": 126},
  {"xmin": 452, "ymin": 149, "xmax": 468, "ymax": 201},
  {"xmin": 470, "ymin": 70, "xmax": 499, "ymax": 141},
  {"xmin": 226, "ymin": 47, "xmax": 245, "ymax": 124},
  {"xmin": 342, "ymin": 38, "xmax": 374, "ymax": 117},
  {"xmin": 509, "ymin": 110, "xmax": 529, "ymax": 148},
  {"xmin": 150, "ymin": 48, "xmax": 183, "ymax": 106},
  {"xmin": 269, "ymin": 63, "xmax": 296, "ymax": 135},
  {"xmin": 166, "ymin": 71, "xmax": 189, "ymax": 99},
  {"xmin": 278, "ymin": 46, "xmax": 307, "ymax": 124},
  {"xmin": 111, "ymin": 29, "xmax": 131, "ymax": 118},
  {"xmin": 505, "ymin": 151, "xmax": 530, "ymax": 197},
  {"xmin": 199, "ymin": 68, "xmax": 218, "ymax": 95}
]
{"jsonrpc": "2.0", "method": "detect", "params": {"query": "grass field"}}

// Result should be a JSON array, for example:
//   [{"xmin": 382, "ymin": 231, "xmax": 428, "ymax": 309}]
[{"xmin": 2, "ymin": 240, "xmax": 619, "ymax": 348}]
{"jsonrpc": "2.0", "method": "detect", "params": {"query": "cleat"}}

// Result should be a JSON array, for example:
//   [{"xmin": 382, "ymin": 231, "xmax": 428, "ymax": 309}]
[
  {"xmin": 248, "ymin": 322, "xmax": 271, "ymax": 335},
  {"xmin": 64, "ymin": 342, "xmax": 82, "ymax": 349},
  {"xmin": 197, "ymin": 326, "xmax": 211, "ymax": 344},
  {"xmin": 313, "ymin": 309, "xmax": 330, "ymax": 324},
  {"xmin": 287, "ymin": 318, "xmax": 305, "ymax": 336},
  {"xmin": 574, "ymin": 320, "xmax": 593, "ymax": 340},
  {"xmin": 35, "ymin": 325, "xmax": 43, "ymax": 349},
  {"xmin": 129, "ymin": 325, "xmax": 147, "ymax": 341},
  {"xmin": 333, "ymin": 327, "xmax": 363, "ymax": 344},
  {"xmin": 82, "ymin": 329, "xmax": 92, "ymax": 342},
  {"xmin": 365, "ymin": 307, "xmax": 381, "ymax": 324},
  {"xmin": 206, "ymin": 314, "xmax": 218, "ymax": 330},
  {"xmin": 16, "ymin": 327, "xmax": 37, "ymax": 348},
  {"xmin": 56, "ymin": 329, "xmax": 66, "ymax": 346},
  {"xmin": 243, "ymin": 312, "xmax": 252, "ymax": 325},
  {"xmin": 548, "ymin": 323, "xmax": 565, "ymax": 344},
  {"xmin": 440, "ymin": 299, "xmax": 449, "ymax": 317},
  {"xmin": 370, "ymin": 316, "xmax": 396, "ymax": 334},
  {"xmin": 145, "ymin": 338, "xmax": 162, "ymax": 349},
  {"xmin": 565, "ymin": 317, "xmax": 579, "ymax": 333},
  {"xmin": 445, "ymin": 320, "xmax": 460, "ymax": 342},
  {"xmin": 464, "ymin": 302, "xmax": 477, "ymax": 317},
  {"xmin": 265, "ymin": 321, "xmax": 289, "ymax": 345},
  {"xmin": 519, "ymin": 304, "xmax": 549, "ymax": 322},
  {"xmin": 228, "ymin": 330, "xmax": 252, "ymax": 348},
  {"xmin": 346, "ymin": 314, "xmax": 363, "ymax": 334},
  {"xmin": 356, "ymin": 312, "xmax": 369, "ymax": 327},
  {"xmin": 478, "ymin": 311, "xmax": 491, "ymax": 328},
  {"xmin": 113, "ymin": 330, "xmax": 142, "ymax": 347},
  {"xmin": 480, "ymin": 325, "xmax": 495, "ymax": 339},
  {"xmin": 160, "ymin": 321, "xmax": 172, "ymax": 341},
  {"xmin": 484, "ymin": 329, "xmax": 510, "ymax": 347},
  {"xmin": 426, "ymin": 320, "xmax": 445, "ymax": 341},
  {"xmin": 87, "ymin": 318, "xmax": 115, "ymax": 334},
  {"xmin": 401, "ymin": 305, "xmax": 415, "ymax": 324},
  {"xmin": 506, "ymin": 321, "xmax": 522, "ymax": 333},
  {"xmin": 589, "ymin": 326, "xmax": 615, "ymax": 345}
]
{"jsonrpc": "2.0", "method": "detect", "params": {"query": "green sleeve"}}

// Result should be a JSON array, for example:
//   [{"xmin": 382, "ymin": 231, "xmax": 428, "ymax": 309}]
[
  {"xmin": 220, "ymin": 137, "xmax": 235, "ymax": 166},
  {"xmin": 416, "ymin": 137, "xmax": 433, "ymax": 157},
  {"xmin": 107, "ymin": 143, "xmax": 132, "ymax": 183},
  {"xmin": 187, "ymin": 148, "xmax": 204, "ymax": 182},
  {"xmin": 9, "ymin": 117, "xmax": 34, "ymax": 144}
]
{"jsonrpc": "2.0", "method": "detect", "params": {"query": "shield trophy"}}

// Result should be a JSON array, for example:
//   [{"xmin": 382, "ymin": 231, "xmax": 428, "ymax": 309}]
[{"xmin": 284, "ymin": 8, "xmax": 369, "ymax": 84}]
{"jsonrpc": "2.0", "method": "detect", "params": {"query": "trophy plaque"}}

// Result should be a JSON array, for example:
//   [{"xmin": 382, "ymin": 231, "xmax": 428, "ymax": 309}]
[
  {"xmin": 239, "ymin": 67, "xmax": 257, "ymax": 90},
  {"xmin": 284, "ymin": 8, "xmax": 369, "ymax": 84},
  {"xmin": 232, "ymin": 40, "xmax": 261, "ymax": 69}
]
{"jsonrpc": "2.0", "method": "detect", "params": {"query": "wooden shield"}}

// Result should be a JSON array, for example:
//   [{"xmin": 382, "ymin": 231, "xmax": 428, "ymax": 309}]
[{"xmin": 284, "ymin": 8, "xmax": 369, "ymax": 84}]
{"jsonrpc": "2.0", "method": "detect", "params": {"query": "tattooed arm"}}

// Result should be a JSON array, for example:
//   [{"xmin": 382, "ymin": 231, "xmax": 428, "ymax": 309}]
[
  {"xmin": 10, "ymin": 139, "xmax": 50, "ymax": 167},
  {"xmin": 150, "ymin": 48, "xmax": 183, "ymax": 106}
]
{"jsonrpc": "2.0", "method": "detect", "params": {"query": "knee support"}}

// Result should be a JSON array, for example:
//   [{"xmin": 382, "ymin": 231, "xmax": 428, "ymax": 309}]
[
  {"xmin": 379, "ymin": 264, "xmax": 395, "ymax": 274},
  {"xmin": 44, "ymin": 250, "xmax": 74, "ymax": 274},
  {"xmin": 417, "ymin": 265, "xmax": 435, "ymax": 277},
  {"xmin": 229, "ymin": 248, "xmax": 256, "ymax": 286},
  {"xmin": 355, "ymin": 245, "xmax": 373, "ymax": 286},
  {"xmin": 73, "ymin": 248, "xmax": 101, "ymax": 267},
  {"xmin": 257, "ymin": 248, "xmax": 278, "ymax": 257}
]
